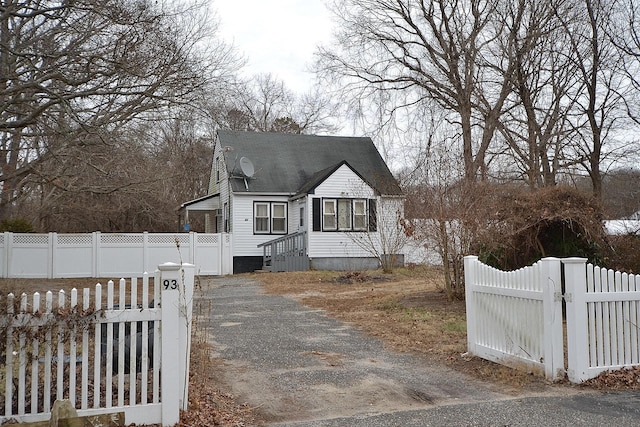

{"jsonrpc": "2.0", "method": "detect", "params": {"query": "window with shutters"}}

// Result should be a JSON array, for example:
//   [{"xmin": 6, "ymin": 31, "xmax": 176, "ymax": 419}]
[{"xmin": 320, "ymin": 198, "xmax": 369, "ymax": 232}]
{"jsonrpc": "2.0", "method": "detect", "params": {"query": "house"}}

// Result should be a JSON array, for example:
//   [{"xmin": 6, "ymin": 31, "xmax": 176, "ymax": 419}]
[{"xmin": 180, "ymin": 130, "xmax": 405, "ymax": 273}]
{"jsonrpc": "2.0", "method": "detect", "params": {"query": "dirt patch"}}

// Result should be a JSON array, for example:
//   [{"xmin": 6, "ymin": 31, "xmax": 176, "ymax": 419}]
[{"xmin": 179, "ymin": 342, "xmax": 259, "ymax": 426}]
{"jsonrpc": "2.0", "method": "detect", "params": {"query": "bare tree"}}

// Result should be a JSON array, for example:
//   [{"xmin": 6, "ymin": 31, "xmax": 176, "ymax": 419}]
[
  {"xmin": 609, "ymin": 0, "xmax": 640, "ymax": 127},
  {"xmin": 0, "ymin": 0, "xmax": 239, "ymax": 220},
  {"xmin": 494, "ymin": 0, "xmax": 580, "ymax": 189},
  {"xmin": 348, "ymin": 198, "xmax": 410, "ymax": 273},
  {"xmin": 221, "ymin": 73, "xmax": 338, "ymax": 134},
  {"xmin": 317, "ymin": 0, "xmax": 523, "ymax": 183},
  {"xmin": 555, "ymin": 0, "xmax": 630, "ymax": 198},
  {"xmin": 403, "ymin": 141, "xmax": 491, "ymax": 300}
]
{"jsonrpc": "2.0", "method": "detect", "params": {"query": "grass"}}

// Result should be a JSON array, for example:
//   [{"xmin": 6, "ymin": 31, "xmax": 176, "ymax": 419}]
[
  {"xmin": 377, "ymin": 298, "xmax": 433, "ymax": 321},
  {"xmin": 442, "ymin": 319, "xmax": 467, "ymax": 334}
]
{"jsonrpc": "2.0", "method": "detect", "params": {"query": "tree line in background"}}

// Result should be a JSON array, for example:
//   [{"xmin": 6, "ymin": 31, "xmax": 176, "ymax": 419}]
[
  {"xmin": 316, "ymin": 0, "xmax": 640, "ymax": 298},
  {"xmin": 0, "ymin": 0, "xmax": 337, "ymax": 232}
]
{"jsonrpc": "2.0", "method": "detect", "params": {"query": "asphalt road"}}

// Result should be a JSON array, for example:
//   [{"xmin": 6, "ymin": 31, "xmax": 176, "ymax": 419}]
[{"xmin": 196, "ymin": 276, "xmax": 640, "ymax": 426}]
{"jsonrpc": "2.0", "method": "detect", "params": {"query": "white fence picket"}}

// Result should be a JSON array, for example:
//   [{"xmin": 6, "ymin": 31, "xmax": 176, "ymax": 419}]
[
  {"xmin": 93, "ymin": 283, "xmax": 102, "ymax": 410},
  {"xmin": 81, "ymin": 287, "xmax": 90, "ymax": 410},
  {"xmin": 30, "ymin": 292, "xmax": 40, "ymax": 414},
  {"xmin": 0, "ymin": 264, "xmax": 194, "ymax": 426},
  {"xmin": 464, "ymin": 256, "xmax": 564, "ymax": 381},
  {"xmin": 5, "ymin": 293, "xmax": 13, "ymax": 416},
  {"xmin": 44, "ymin": 291, "xmax": 52, "ymax": 412},
  {"xmin": 565, "ymin": 259, "xmax": 640, "ymax": 382},
  {"xmin": 469, "ymin": 256, "xmax": 640, "ymax": 383}
]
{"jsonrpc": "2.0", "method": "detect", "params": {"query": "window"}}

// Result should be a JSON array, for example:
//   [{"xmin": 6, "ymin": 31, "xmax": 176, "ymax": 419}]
[
  {"xmin": 254, "ymin": 202, "xmax": 287, "ymax": 234},
  {"xmin": 272, "ymin": 203, "xmax": 286, "ymax": 233},
  {"xmin": 254, "ymin": 203, "xmax": 269, "ymax": 233},
  {"xmin": 223, "ymin": 202, "xmax": 229, "ymax": 232},
  {"xmin": 321, "ymin": 198, "xmax": 368, "ymax": 232},
  {"xmin": 337, "ymin": 199, "xmax": 352, "ymax": 230},
  {"xmin": 323, "ymin": 200, "xmax": 336, "ymax": 230},
  {"xmin": 353, "ymin": 200, "xmax": 367, "ymax": 230}
]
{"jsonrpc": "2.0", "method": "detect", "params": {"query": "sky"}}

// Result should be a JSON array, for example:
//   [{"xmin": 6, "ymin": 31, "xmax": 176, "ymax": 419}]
[{"xmin": 213, "ymin": 0, "xmax": 335, "ymax": 94}]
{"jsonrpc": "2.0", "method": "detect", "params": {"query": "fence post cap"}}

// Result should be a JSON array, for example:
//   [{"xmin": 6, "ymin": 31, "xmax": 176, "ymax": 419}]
[
  {"xmin": 561, "ymin": 257, "xmax": 588, "ymax": 264},
  {"xmin": 157, "ymin": 262, "xmax": 182, "ymax": 271},
  {"xmin": 157, "ymin": 262, "xmax": 196, "ymax": 271}
]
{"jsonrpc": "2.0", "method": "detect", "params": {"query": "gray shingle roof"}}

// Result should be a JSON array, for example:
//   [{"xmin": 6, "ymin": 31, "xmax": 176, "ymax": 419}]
[{"xmin": 218, "ymin": 131, "xmax": 403, "ymax": 196}]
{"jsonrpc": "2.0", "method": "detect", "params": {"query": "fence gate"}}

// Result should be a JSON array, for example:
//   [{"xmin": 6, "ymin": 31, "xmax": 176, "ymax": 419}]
[
  {"xmin": 564, "ymin": 259, "xmax": 640, "ymax": 383},
  {"xmin": 466, "ymin": 256, "xmax": 640, "ymax": 383},
  {"xmin": 464, "ymin": 256, "xmax": 564, "ymax": 381}
]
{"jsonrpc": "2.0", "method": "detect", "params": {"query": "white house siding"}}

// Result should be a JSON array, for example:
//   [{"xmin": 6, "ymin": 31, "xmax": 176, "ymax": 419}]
[
  {"xmin": 290, "ymin": 198, "xmax": 306, "ymax": 233},
  {"xmin": 208, "ymin": 140, "xmax": 222, "ymax": 195},
  {"xmin": 207, "ymin": 138, "xmax": 234, "ymax": 234},
  {"xmin": 231, "ymin": 193, "xmax": 291, "ymax": 257},
  {"xmin": 313, "ymin": 164, "xmax": 377, "ymax": 199},
  {"xmin": 307, "ymin": 165, "xmax": 378, "ymax": 259}
]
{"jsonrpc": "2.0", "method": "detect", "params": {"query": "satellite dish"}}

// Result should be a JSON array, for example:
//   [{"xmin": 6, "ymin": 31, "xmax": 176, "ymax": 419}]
[{"xmin": 239, "ymin": 157, "xmax": 255, "ymax": 178}]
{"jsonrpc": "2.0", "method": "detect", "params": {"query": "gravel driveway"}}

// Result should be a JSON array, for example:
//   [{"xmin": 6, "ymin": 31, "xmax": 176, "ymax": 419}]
[{"xmin": 196, "ymin": 276, "xmax": 640, "ymax": 426}]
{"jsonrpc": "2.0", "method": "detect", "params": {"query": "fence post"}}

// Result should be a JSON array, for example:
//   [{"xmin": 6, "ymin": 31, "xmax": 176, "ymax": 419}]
[
  {"xmin": 95, "ymin": 232, "xmax": 101, "ymax": 278},
  {"xmin": 190, "ymin": 232, "xmax": 196, "ymax": 265},
  {"xmin": 222, "ymin": 233, "xmax": 233, "ymax": 274},
  {"xmin": 159, "ymin": 261, "xmax": 195, "ymax": 426},
  {"xmin": 48, "ymin": 232, "xmax": 55, "ymax": 279},
  {"xmin": 539, "ymin": 257, "xmax": 564, "ymax": 381},
  {"xmin": 143, "ymin": 232, "xmax": 149, "ymax": 274},
  {"xmin": 464, "ymin": 255, "xmax": 478, "ymax": 356},
  {"xmin": 562, "ymin": 257, "xmax": 588, "ymax": 383},
  {"xmin": 1, "ymin": 232, "xmax": 9, "ymax": 278}
]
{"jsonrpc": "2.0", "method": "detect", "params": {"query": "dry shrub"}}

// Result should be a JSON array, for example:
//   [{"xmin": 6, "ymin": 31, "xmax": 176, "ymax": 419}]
[
  {"xmin": 607, "ymin": 234, "xmax": 640, "ymax": 273},
  {"xmin": 474, "ymin": 186, "xmax": 608, "ymax": 270}
]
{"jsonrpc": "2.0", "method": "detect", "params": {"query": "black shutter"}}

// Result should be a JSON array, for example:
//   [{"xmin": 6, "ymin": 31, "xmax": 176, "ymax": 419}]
[
  {"xmin": 368, "ymin": 199, "xmax": 377, "ymax": 232},
  {"xmin": 312, "ymin": 198, "xmax": 321, "ymax": 231}
]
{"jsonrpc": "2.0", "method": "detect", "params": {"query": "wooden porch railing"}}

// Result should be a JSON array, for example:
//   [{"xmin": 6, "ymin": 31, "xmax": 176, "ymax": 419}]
[{"xmin": 257, "ymin": 231, "xmax": 309, "ymax": 272}]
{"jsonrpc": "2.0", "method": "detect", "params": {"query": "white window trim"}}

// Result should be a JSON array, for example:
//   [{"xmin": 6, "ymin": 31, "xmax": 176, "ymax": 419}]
[
  {"xmin": 353, "ymin": 199, "xmax": 367, "ymax": 231},
  {"xmin": 254, "ymin": 202, "xmax": 270, "ymax": 234},
  {"xmin": 323, "ymin": 199, "xmax": 337, "ymax": 231},
  {"xmin": 271, "ymin": 203, "xmax": 287, "ymax": 234},
  {"xmin": 254, "ymin": 201, "xmax": 288, "ymax": 235},
  {"xmin": 322, "ymin": 198, "xmax": 367, "ymax": 232}
]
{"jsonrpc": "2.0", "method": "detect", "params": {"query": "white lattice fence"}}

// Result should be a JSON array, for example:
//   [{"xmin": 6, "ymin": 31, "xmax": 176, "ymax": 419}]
[{"xmin": 0, "ymin": 232, "xmax": 231, "ymax": 278}]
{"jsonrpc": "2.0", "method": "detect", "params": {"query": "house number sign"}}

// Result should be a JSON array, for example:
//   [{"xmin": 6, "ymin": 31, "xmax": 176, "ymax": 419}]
[{"xmin": 163, "ymin": 279, "xmax": 178, "ymax": 290}]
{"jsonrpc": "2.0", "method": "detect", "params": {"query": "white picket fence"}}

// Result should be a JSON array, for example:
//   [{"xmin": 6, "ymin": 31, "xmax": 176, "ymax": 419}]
[
  {"xmin": 0, "ymin": 263, "xmax": 195, "ymax": 426},
  {"xmin": 465, "ymin": 256, "xmax": 640, "ymax": 383},
  {"xmin": 0, "ymin": 232, "xmax": 232, "ymax": 278}
]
